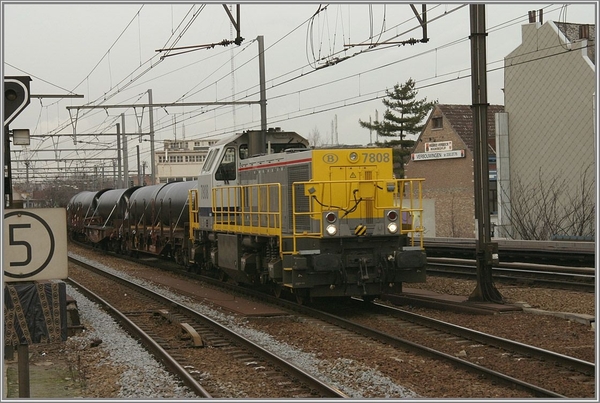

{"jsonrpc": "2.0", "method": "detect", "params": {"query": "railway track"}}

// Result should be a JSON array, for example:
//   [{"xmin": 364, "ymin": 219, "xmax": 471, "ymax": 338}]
[
  {"xmin": 68, "ymin": 248, "xmax": 595, "ymax": 398},
  {"xmin": 427, "ymin": 257, "xmax": 595, "ymax": 292},
  {"xmin": 318, "ymin": 298, "xmax": 595, "ymax": 398},
  {"xmin": 67, "ymin": 256, "xmax": 347, "ymax": 399},
  {"xmin": 230, "ymin": 287, "xmax": 593, "ymax": 398},
  {"xmin": 424, "ymin": 237, "xmax": 595, "ymax": 267}
]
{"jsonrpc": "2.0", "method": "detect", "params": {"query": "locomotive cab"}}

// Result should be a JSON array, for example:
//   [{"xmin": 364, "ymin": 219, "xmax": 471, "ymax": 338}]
[{"xmin": 196, "ymin": 129, "xmax": 309, "ymax": 230}]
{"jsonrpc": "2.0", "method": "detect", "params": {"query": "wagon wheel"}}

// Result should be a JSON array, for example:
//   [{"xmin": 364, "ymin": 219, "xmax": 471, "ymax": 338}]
[
  {"xmin": 218, "ymin": 270, "xmax": 228, "ymax": 282},
  {"xmin": 294, "ymin": 290, "xmax": 309, "ymax": 305},
  {"xmin": 182, "ymin": 251, "xmax": 190, "ymax": 269},
  {"xmin": 273, "ymin": 284, "xmax": 282, "ymax": 299},
  {"xmin": 174, "ymin": 248, "xmax": 184, "ymax": 265}
]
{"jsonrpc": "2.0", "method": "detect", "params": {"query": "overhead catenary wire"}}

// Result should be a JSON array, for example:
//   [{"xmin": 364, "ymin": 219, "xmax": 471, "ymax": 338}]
[
  {"xmin": 10, "ymin": 4, "xmax": 585, "ymax": 180},
  {"xmin": 12, "ymin": 5, "xmax": 208, "ymax": 171}
]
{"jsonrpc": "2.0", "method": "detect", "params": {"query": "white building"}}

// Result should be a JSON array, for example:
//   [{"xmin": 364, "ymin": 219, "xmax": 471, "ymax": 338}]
[
  {"xmin": 156, "ymin": 138, "xmax": 220, "ymax": 183},
  {"xmin": 499, "ymin": 16, "xmax": 595, "ymax": 239}
]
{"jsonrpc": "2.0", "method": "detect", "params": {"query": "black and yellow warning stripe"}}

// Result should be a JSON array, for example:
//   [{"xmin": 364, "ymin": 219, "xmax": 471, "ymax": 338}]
[{"xmin": 354, "ymin": 224, "xmax": 367, "ymax": 236}]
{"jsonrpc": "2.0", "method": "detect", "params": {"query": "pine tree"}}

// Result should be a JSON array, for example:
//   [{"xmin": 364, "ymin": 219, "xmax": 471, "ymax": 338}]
[{"xmin": 359, "ymin": 78, "xmax": 436, "ymax": 178}]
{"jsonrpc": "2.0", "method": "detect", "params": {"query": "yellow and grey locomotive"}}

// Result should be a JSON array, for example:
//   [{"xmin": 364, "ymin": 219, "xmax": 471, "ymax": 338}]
[{"xmin": 188, "ymin": 128, "xmax": 426, "ymax": 302}]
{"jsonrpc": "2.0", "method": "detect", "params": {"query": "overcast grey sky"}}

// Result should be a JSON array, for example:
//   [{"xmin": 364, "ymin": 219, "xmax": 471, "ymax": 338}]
[{"xmin": 2, "ymin": 2, "xmax": 597, "ymax": 180}]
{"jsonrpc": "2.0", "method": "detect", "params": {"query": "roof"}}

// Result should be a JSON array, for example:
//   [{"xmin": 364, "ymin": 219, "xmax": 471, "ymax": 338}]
[
  {"xmin": 554, "ymin": 22, "xmax": 596, "ymax": 64},
  {"xmin": 436, "ymin": 104, "xmax": 505, "ymax": 153}
]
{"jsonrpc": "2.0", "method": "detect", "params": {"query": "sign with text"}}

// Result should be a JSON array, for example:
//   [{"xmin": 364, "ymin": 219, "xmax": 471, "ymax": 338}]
[
  {"xmin": 3, "ymin": 209, "xmax": 68, "ymax": 281},
  {"xmin": 411, "ymin": 149, "xmax": 465, "ymax": 161},
  {"xmin": 424, "ymin": 141, "xmax": 452, "ymax": 152}
]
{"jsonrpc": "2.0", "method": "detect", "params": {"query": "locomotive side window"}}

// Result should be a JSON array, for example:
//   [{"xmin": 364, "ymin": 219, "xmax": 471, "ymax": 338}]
[
  {"xmin": 215, "ymin": 147, "xmax": 237, "ymax": 182},
  {"xmin": 239, "ymin": 144, "xmax": 249, "ymax": 160}
]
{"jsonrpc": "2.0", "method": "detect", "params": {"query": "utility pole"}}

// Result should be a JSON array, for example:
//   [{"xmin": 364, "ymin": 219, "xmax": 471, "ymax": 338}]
[
  {"xmin": 148, "ymin": 89, "xmax": 156, "ymax": 185},
  {"xmin": 468, "ymin": 4, "xmax": 502, "ymax": 303},
  {"xmin": 112, "ymin": 159, "xmax": 117, "ymax": 188},
  {"xmin": 334, "ymin": 114, "xmax": 338, "ymax": 145},
  {"xmin": 137, "ymin": 145, "xmax": 141, "ymax": 186},
  {"xmin": 122, "ymin": 114, "xmax": 129, "ymax": 187},
  {"xmin": 116, "ymin": 123, "xmax": 122, "ymax": 188},
  {"xmin": 258, "ymin": 35, "xmax": 267, "ymax": 155},
  {"xmin": 142, "ymin": 161, "xmax": 147, "ymax": 185},
  {"xmin": 375, "ymin": 110, "xmax": 379, "ymax": 143}
]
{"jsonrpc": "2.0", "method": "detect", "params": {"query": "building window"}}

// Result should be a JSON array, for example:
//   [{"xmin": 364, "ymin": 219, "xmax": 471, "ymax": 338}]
[{"xmin": 432, "ymin": 117, "xmax": 443, "ymax": 129}]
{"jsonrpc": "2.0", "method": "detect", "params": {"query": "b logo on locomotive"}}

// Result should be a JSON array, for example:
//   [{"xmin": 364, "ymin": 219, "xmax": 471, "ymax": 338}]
[{"xmin": 322, "ymin": 153, "xmax": 338, "ymax": 164}]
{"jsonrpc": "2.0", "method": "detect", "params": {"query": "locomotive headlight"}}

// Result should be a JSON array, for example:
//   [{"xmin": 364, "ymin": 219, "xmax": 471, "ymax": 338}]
[
  {"xmin": 387, "ymin": 222, "xmax": 398, "ymax": 234},
  {"xmin": 348, "ymin": 152, "xmax": 359, "ymax": 163},
  {"xmin": 326, "ymin": 224, "xmax": 338, "ymax": 236}
]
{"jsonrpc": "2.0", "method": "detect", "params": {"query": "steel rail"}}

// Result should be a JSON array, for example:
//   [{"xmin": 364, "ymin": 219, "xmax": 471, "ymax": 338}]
[
  {"xmin": 367, "ymin": 300, "xmax": 595, "ymax": 375},
  {"xmin": 292, "ymin": 301, "xmax": 566, "ymax": 398},
  {"xmin": 426, "ymin": 259, "xmax": 595, "ymax": 292},
  {"xmin": 68, "ymin": 255, "xmax": 347, "ymax": 399},
  {"xmin": 68, "ymin": 244, "xmax": 584, "ymax": 398},
  {"xmin": 65, "ymin": 277, "xmax": 212, "ymax": 398},
  {"xmin": 153, "ymin": 263, "xmax": 566, "ymax": 398}
]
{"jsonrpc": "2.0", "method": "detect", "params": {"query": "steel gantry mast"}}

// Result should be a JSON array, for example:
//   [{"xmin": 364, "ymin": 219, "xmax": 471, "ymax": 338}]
[{"xmin": 468, "ymin": 4, "xmax": 503, "ymax": 303}]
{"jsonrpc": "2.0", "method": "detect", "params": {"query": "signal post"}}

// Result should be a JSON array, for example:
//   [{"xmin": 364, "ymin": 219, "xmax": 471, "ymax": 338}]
[{"xmin": 3, "ymin": 76, "xmax": 69, "ymax": 398}]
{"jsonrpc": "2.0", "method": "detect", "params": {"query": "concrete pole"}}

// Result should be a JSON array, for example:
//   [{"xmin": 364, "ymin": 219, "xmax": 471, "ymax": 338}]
[
  {"xmin": 116, "ymin": 123, "xmax": 122, "ymax": 188},
  {"xmin": 137, "ymin": 145, "xmax": 141, "ymax": 186},
  {"xmin": 148, "ymin": 89, "xmax": 156, "ymax": 185},
  {"xmin": 122, "ymin": 114, "xmax": 129, "ymax": 187},
  {"xmin": 258, "ymin": 35, "xmax": 267, "ymax": 154}
]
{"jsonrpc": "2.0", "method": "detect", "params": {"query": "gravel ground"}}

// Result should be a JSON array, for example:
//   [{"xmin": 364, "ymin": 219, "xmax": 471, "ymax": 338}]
[
  {"xmin": 409, "ymin": 275, "xmax": 596, "ymax": 316},
  {"xmin": 6, "ymin": 247, "xmax": 595, "ymax": 399},
  {"xmin": 62, "ymin": 257, "xmax": 422, "ymax": 399}
]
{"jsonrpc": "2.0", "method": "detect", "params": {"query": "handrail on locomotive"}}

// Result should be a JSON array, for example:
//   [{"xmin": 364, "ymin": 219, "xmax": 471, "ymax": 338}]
[{"xmin": 188, "ymin": 177, "xmax": 425, "ymax": 255}]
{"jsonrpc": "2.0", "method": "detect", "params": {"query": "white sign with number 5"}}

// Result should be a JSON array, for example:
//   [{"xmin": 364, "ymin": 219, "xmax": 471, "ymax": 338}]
[{"xmin": 3, "ymin": 208, "xmax": 68, "ymax": 282}]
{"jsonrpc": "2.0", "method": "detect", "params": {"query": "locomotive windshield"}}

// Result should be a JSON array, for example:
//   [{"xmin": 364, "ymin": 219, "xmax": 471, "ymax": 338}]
[
  {"xmin": 202, "ymin": 149, "xmax": 218, "ymax": 172},
  {"xmin": 215, "ymin": 147, "xmax": 236, "ymax": 182}
]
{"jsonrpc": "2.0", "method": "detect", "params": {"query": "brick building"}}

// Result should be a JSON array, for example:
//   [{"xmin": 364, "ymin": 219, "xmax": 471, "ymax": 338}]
[{"xmin": 404, "ymin": 104, "xmax": 504, "ymax": 238}]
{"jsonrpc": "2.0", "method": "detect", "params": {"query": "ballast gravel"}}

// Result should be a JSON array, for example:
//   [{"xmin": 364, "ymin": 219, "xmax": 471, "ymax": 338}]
[
  {"xmin": 14, "ymin": 247, "xmax": 594, "ymax": 399},
  {"xmin": 65, "ymin": 285, "xmax": 198, "ymax": 399},
  {"xmin": 63, "ymin": 252, "xmax": 419, "ymax": 398}
]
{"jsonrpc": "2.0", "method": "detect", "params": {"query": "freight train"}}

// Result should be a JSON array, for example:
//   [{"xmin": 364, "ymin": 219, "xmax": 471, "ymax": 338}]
[{"xmin": 67, "ymin": 128, "xmax": 427, "ymax": 303}]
